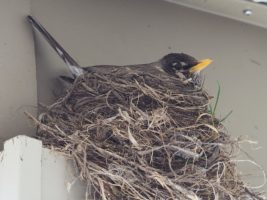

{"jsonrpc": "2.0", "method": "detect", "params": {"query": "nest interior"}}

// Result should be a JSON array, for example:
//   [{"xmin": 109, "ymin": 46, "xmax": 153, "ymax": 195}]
[{"xmin": 28, "ymin": 67, "xmax": 263, "ymax": 200}]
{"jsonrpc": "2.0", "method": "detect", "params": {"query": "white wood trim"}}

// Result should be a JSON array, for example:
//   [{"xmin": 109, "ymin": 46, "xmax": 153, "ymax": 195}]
[{"xmin": 0, "ymin": 135, "xmax": 42, "ymax": 200}]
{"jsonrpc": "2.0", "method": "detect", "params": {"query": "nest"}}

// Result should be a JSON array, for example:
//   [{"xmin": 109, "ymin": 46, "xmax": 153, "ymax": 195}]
[{"xmin": 27, "ymin": 67, "xmax": 264, "ymax": 199}]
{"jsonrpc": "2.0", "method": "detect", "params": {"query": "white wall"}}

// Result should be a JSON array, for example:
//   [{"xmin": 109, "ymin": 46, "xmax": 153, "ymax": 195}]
[
  {"xmin": 0, "ymin": 0, "xmax": 37, "ymax": 149},
  {"xmin": 41, "ymin": 148, "xmax": 87, "ymax": 200}
]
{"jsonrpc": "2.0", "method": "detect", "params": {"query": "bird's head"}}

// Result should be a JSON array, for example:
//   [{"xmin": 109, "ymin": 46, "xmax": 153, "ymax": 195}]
[{"xmin": 160, "ymin": 53, "xmax": 212, "ymax": 77}]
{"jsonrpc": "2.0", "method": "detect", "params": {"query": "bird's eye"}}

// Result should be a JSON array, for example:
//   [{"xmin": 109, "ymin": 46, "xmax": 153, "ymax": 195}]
[
  {"xmin": 181, "ymin": 62, "xmax": 187, "ymax": 67},
  {"xmin": 172, "ymin": 62, "xmax": 178, "ymax": 67}
]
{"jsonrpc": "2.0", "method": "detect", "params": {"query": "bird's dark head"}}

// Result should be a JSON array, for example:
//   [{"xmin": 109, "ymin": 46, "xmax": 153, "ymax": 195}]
[{"xmin": 160, "ymin": 53, "xmax": 212, "ymax": 76}]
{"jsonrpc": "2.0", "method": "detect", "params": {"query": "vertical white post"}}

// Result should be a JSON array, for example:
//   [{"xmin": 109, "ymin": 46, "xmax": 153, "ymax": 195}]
[{"xmin": 0, "ymin": 135, "xmax": 42, "ymax": 200}]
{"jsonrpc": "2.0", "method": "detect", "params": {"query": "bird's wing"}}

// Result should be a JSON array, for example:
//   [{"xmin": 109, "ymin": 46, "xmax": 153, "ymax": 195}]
[{"xmin": 27, "ymin": 15, "xmax": 84, "ymax": 77}]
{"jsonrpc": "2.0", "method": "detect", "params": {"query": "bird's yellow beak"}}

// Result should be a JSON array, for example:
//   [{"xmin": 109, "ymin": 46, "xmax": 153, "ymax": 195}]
[{"xmin": 189, "ymin": 59, "xmax": 212, "ymax": 73}]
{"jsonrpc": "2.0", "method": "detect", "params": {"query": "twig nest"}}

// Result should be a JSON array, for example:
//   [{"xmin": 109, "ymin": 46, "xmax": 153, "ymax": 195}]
[{"xmin": 32, "ymin": 68, "xmax": 263, "ymax": 200}]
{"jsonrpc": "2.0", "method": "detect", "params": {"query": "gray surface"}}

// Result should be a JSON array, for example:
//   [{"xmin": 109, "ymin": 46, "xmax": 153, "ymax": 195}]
[
  {"xmin": 0, "ymin": 0, "xmax": 37, "ymax": 149},
  {"xmin": 25, "ymin": 0, "xmax": 267, "ymax": 193},
  {"xmin": 42, "ymin": 148, "xmax": 86, "ymax": 200}
]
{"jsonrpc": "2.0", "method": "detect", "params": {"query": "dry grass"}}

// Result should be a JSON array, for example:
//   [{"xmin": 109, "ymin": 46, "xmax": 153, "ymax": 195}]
[{"xmin": 26, "ymin": 68, "xmax": 264, "ymax": 199}]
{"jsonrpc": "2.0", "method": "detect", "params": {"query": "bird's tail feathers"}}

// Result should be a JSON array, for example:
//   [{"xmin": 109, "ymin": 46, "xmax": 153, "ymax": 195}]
[{"xmin": 27, "ymin": 15, "xmax": 83, "ymax": 77}]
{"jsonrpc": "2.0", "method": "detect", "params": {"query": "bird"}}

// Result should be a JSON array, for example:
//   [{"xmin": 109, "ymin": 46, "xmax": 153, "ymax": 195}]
[{"xmin": 27, "ymin": 15, "xmax": 212, "ymax": 87}]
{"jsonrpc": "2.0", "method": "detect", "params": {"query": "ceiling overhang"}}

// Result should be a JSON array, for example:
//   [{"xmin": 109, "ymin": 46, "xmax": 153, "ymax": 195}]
[{"xmin": 164, "ymin": 0, "xmax": 267, "ymax": 29}]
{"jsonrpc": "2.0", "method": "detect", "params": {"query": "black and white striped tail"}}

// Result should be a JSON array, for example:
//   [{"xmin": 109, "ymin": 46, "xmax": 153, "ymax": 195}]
[{"xmin": 27, "ymin": 15, "xmax": 84, "ymax": 77}]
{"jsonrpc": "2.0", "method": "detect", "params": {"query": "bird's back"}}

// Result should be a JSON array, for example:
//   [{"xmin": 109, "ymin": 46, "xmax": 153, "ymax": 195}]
[{"xmin": 82, "ymin": 61, "xmax": 166, "ymax": 76}]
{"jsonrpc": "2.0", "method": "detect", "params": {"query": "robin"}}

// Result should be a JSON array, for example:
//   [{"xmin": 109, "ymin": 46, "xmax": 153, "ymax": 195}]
[{"xmin": 27, "ymin": 16, "xmax": 212, "ymax": 87}]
